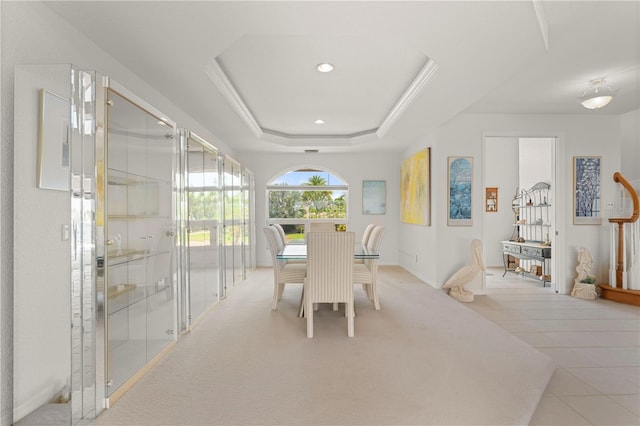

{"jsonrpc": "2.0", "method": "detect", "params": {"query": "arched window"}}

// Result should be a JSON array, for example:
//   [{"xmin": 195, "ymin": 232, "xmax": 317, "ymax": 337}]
[{"xmin": 266, "ymin": 167, "xmax": 348, "ymax": 242}]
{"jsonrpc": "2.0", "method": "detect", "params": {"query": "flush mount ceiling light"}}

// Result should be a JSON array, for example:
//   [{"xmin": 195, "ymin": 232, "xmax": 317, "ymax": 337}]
[
  {"xmin": 578, "ymin": 78, "xmax": 618, "ymax": 109},
  {"xmin": 314, "ymin": 119, "xmax": 325, "ymax": 124},
  {"xmin": 316, "ymin": 63, "xmax": 334, "ymax": 73}
]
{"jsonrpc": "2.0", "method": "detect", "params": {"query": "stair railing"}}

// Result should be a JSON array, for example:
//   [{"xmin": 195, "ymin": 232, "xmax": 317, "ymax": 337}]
[{"xmin": 608, "ymin": 172, "xmax": 639, "ymax": 288}]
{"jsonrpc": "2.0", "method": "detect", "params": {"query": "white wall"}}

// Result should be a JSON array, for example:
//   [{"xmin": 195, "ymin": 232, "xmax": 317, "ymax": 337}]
[
  {"xmin": 620, "ymin": 109, "xmax": 639, "ymax": 182},
  {"xmin": 483, "ymin": 137, "xmax": 519, "ymax": 267},
  {"xmin": 0, "ymin": 2, "xmax": 237, "ymax": 424},
  {"xmin": 401, "ymin": 113, "xmax": 622, "ymax": 294},
  {"xmin": 393, "ymin": 134, "xmax": 438, "ymax": 285},
  {"xmin": 12, "ymin": 65, "xmax": 75, "ymax": 422},
  {"xmin": 238, "ymin": 152, "xmax": 400, "ymax": 268},
  {"xmin": 519, "ymin": 138, "xmax": 553, "ymax": 192}
]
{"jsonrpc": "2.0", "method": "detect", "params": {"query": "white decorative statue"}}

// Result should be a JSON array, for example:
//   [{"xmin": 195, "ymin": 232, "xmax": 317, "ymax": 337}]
[
  {"xmin": 571, "ymin": 247, "xmax": 598, "ymax": 299},
  {"xmin": 575, "ymin": 247, "xmax": 593, "ymax": 282},
  {"xmin": 442, "ymin": 239, "xmax": 485, "ymax": 302}
]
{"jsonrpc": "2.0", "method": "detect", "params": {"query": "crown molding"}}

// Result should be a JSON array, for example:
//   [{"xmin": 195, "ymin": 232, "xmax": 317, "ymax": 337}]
[
  {"xmin": 376, "ymin": 59, "xmax": 438, "ymax": 139},
  {"xmin": 262, "ymin": 128, "xmax": 377, "ymax": 139},
  {"xmin": 204, "ymin": 60, "xmax": 263, "ymax": 138}
]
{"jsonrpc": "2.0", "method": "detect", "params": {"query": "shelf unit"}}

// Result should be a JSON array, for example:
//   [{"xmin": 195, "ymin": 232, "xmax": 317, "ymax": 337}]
[{"xmin": 504, "ymin": 182, "xmax": 552, "ymax": 285}]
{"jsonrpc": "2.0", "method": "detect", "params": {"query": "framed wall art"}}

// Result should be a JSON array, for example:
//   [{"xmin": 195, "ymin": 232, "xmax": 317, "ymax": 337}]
[
  {"xmin": 573, "ymin": 156, "xmax": 601, "ymax": 225},
  {"xmin": 363, "ymin": 180, "xmax": 386, "ymax": 215},
  {"xmin": 400, "ymin": 148, "xmax": 431, "ymax": 225},
  {"xmin": 448, "ymin": 156, "xmax": 473, "ymax": 226},
  {"xmin": 485, "ymin": 187, "xmax": 498, "ymax": 212},
  {"xmin": 37, "ymin": 89, "xmax": 70, "ymax": 191}
]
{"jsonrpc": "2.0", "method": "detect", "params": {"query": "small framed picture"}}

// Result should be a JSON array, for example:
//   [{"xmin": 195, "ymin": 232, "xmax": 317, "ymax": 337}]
[
  {"xmin": 485, "ymin": 187, "xmax": 498, "ymax": 212},
  {"xmin": 363, "ymin": 180, "xmax": 386, "ymax": 215},
  {"xmin": 573, "ymin": 156, "xmax": 601, "ymax": 225}
]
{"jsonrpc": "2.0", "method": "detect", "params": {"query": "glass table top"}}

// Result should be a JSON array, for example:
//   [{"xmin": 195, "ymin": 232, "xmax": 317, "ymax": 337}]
[{"xmin": 277, "ymin": 243, "xmax": 379, "ymax": 260}]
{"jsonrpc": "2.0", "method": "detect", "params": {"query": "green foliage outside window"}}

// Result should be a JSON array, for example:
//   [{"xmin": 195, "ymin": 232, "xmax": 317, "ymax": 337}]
[{"xmin": 268, "ymin": 174, "xmax": 347, "ymax": 220}]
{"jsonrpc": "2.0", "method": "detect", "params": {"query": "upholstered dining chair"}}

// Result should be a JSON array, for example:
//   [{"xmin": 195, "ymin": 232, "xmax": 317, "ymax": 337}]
[
  {"xmin": 304, "ymin": 231, "xmax": 355, "ymax": 338},
  {"xmin": 272, "ymin": 223, "xmax": 287, "ymax": 245},
  {"xmin": 271, "ymin": 224, "xmax": 305, "ymax": 265},
  {"xmin": 309, "ymin": 222, "xmax": 336, "ymax": 232},
  {"xmin": 355, "ymin": 223, "xmax": 377, "ymax": 264},
  {"xmin": 353, "ymin": 225, "xmax": 385, "ymax": 310},
  {"xmin": 263, "ymin": 227, "xmax": 306, "ymax": 310},
  {"xmin": 361, "ymin": 223, "xmax": 377, "ymax": 245}
]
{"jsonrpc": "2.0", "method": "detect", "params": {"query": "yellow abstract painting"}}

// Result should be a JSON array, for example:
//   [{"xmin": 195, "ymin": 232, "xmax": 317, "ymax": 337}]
[{"xmin": 401, "ymin": 148, "xmax": 431, "ymax": 225}]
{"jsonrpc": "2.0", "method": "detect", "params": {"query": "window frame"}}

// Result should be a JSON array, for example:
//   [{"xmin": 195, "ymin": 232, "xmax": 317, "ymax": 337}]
[{"xmin": 265, "ymin": 168, "xmax": 349, "ymax": 239}]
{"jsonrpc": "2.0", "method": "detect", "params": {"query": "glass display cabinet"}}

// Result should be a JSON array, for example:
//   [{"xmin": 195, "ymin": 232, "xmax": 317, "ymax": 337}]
[
  {"xmin": 182, "ymin": 131, "xmax": 222, "ymax": 330},
  {"xmin": 14, "ymin": 65, "xmax": 255, "ymax": 424},
  {"xmin": 99, "ymin": 86, "xmax": 178, "ymax": 398}
]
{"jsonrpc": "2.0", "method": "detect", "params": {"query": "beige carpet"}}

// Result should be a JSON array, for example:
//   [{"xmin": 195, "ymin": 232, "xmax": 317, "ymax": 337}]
[{"xmin": 96, "ymin": 266, "xmax": 554, "ymax": 425}]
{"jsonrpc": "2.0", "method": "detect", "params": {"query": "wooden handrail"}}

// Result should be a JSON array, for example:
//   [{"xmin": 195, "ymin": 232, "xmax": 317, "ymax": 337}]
[
  {"xmin": 608, "ymin": 172, "xmax": 639, "ymax": 287},
  {"xmin": 608, "ymin": 172, "xmax": 639, "ymax": 224}
]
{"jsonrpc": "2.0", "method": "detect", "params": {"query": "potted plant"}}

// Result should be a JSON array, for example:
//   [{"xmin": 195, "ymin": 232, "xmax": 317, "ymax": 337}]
[{"xmin": 579, "ymin": 275, "xmax": 597, "ymax": 284}]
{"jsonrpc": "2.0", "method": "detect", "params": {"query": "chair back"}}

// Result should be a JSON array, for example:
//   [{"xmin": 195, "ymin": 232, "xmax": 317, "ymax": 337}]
[
  {"xmin": 272, "ymin": 223, "xmax": 287, "ymax": 245},
  {"xmin": 306, "ymin": 231, "xmax": 354, "ymax": 303},
  {"xmin": 309, "ymin": 222, "xmax": 336, "ymax": 232},
  {"xmin": 361, "ymin": 223, "xmax": 377, "ymax": 245},
  {"xmin": 365, "ymin": 226, "xmax": 385, "ymax": 268},
  {"xmin": 263, "ymin": 226, "xmax": 284, "ymax": 266}
]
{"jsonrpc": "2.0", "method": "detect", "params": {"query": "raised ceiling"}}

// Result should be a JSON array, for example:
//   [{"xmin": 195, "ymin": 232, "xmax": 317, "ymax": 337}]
[{"xmin": 43, "ymin": 1, "xmax": 639, "ymax": 154}]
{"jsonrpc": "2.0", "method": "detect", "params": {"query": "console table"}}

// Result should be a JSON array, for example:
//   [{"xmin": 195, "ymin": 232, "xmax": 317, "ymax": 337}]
[{"xmin": 502, "ymin": 241, "xmax": 551, "ymax": 286}]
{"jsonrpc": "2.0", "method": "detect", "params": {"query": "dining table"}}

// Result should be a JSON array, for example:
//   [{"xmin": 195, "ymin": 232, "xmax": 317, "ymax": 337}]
[{"xmin": 276, "ymin": 242, "xmax": 380, "ymax": 260}]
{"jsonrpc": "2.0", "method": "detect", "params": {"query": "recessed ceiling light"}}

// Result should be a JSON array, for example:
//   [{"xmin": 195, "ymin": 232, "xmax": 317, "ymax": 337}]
[
  {"xmin": 314, "ymin": 119, "xmax": 325, "ymax": 124},
  {"xmin": 316, "ymin": 63, "xmax": 334, "ymax": 73}
]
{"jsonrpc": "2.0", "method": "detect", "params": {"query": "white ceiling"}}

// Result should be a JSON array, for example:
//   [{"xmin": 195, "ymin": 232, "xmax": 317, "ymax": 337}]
[{"xmin": 44, "ymin": 1, "xmax": 639, "ymax": 154}]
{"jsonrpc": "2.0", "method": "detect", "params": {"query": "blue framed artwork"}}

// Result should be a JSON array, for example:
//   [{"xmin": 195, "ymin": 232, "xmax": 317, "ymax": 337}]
[
  {"xmin": 363, "ymin": 180, "xmax": 386, "ymax": 215},
  {"xmin": 448, "ymin": 156, "xmax": 473, "ymax": 226},
  {"xmin": 573, "ymin": 156, "xmax": 601, "ymax": 225}
]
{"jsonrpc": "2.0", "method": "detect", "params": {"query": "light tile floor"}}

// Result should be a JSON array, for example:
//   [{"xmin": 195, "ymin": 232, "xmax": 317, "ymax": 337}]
[{"xmin": 468, "ymin": 267, "xmax": 640, "ymax": 425}]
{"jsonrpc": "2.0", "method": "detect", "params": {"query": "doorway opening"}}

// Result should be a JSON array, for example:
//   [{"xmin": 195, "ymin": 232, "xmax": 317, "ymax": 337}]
[{"xmin": 482, "ymin": 136, "xmax": 561, "ymax": 293}]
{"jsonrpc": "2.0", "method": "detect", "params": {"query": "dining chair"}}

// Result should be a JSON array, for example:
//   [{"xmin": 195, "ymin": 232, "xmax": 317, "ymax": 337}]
[
  {"xmin": 272, "ymin": 223, "xmax": 287, "ymax": 245},
  {"xmin": 304, "ymin": 231, "xmax": 355, "ymax": 338},
  {"xmin": 309, "ymin": 222, "xmax": 336, "ymax": 232},
  {"xmin": 355, "ymin": 223, "xmax": 377, "ymax": 264},
  {"xmin": 353, "ymin": 225, "xmax": 385, "ymax": 310},
  {"xmin": 263, "ymin": 227, "xmax": 306, "ymax": 310},
  {"xmin": 361, "ymin": 223, "xmax": 377, "ymax": 245},
  {"xmin": 271, "ymin": 224, "xmax": 305, "ymax": 265}
]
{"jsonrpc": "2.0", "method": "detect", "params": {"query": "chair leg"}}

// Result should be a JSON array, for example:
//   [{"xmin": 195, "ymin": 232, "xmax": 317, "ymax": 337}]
[
  {"xmin": 298, "ymin": 289, "xmax": 305, "ymax": 318},
  {"xmin": 362, "ymin": 283, "xmax": 370, "ymax": 298},
  {"xmin": 306, "ymin": 300, "xmax": 314, "ymax": 338},
  {"xmin": 345, "ymin": 301, "xmax": 357, "ymax": 317},
  {"xmin": 371, "ymin": 282, "xmax": 380, "ymax": 310},
  {"xmin": 272, "ymin": 283, "xmax": 280, "ymax": 310},
  {"xmin": 347, "ymin": 301, "xmax": 354, "ymax": 337},
  {"xmin": 278, "ymin": 282, "xmax": 285, "ymax": 300}
]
